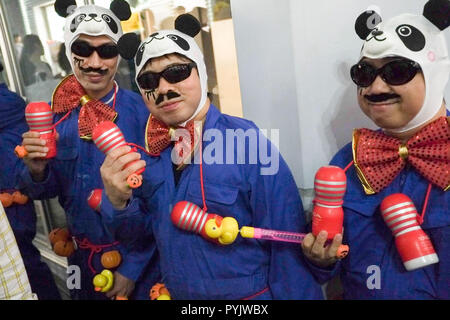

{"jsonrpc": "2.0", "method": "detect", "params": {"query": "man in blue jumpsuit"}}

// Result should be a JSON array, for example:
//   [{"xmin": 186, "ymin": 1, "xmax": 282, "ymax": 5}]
[
  {"xmin": 0, "ymin": 63, "xmax": 60, "ymax": 300},
  {"xmin": 18, "ymin": 0, "xmax": 159, "ymax": 300},
  {"xmin": 99, "ymin": 14, "xmax": 323, "ymax": 299},
  {"xmin": 301, "ymin": 2, "xmax": 449, "ymax": 299}
]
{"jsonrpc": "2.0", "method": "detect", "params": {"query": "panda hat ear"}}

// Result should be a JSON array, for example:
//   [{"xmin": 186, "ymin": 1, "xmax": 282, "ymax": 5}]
[
  {"xmin": 423, "ymin": 0, "xmax": 450, "ymax": 30},
  {"xmin": 110, "ymin": 0, "xmax": 132, "ymax": 21},
  {"xmin": 175, "ymin": 14, "xmax": 201, "ymax": 37},
  {"xmin": 117, "ymin": 32, "xmax": 141, "ymax": 60},
  {"xmin": 54, "ymin": 0, "xmax": 77, "ymax": 18},
  {"xmin": 355, "ymin": 10, "xmax": 382, "ymax": 39}
]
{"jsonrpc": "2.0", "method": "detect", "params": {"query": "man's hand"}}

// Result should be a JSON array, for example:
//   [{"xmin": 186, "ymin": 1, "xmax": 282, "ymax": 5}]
[
  {"xmin": 21, "ymin": 131, "xmax": 58, "ymax": 182},
  {"xmin": 100, "ymin": 145, "xmax": 146, "ymax": 209},
  {"xmin": 105, "ymin": 271, "xmax": 135, "ymax": 299},
  {"xmin": 301, "ymin": 231, "xmax": 343, "ymax": 268}
]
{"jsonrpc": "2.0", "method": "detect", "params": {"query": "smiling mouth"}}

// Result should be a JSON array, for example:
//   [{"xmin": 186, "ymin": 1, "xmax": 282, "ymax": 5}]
[
  {"xmin": 367, "ymin": 35, "xmax": 387, "ymax": 42},
  {"xmin": 159, "ymin": 100, "xmax": 181, "ymax": 108},
  {"xmin": 84, "ymin": 17, "xmax": 102, "ymax": 23}
]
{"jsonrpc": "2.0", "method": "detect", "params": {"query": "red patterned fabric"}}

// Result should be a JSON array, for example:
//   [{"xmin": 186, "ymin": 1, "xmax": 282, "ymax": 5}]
[
  {"xmin": 146, "ymin": 116, "xmax": 196, "ymax": 159},
  {"xmin": 354, "ymin": 116, "xmax": 450, "ymax": 193},
  {"xmin": 52, "ymin": 75, "xmax": 117, "ymax": 138}
]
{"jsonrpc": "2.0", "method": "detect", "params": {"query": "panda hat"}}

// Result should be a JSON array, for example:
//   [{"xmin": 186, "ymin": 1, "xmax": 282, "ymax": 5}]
[
  {"xmin": 54, "ymin": 0, "xmax": 131, "ymax": 73},
  {"xmin": 118, "ymin": 14, "xmax": 208, "ymax": 126},
  {"xmin": 355, "ymin": 0, "xmax": 450, "ymax": 133}
]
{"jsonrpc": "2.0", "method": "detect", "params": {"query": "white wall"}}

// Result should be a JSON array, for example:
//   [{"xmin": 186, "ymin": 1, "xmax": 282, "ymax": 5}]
[
  {"xmin": 231, "ymin": 0, "xmax": 450, "ymax": 189},
  {"xmin": 231, "ymin": 0, "xmax": 304, "ymax": 186}
]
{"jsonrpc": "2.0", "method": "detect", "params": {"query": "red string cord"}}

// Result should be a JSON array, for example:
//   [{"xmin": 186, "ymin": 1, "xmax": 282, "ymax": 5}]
[
  {"xmin": 111, "ymin": 83, "xmax": 117, "ymax": 111},
  {"xmin": 418, "ymin": 182, "xmax": 432, "ymax": 225},
  {"xmin": 198, "ymin": 138, "xmax": 207, "ymax": 213},
  {"xmin": 129, "ymin": 128, "xmax": 208, "ymax": 212},
  {"xmin": 75, "ymin": 238, "xmax": 120, "ymax": 274},
  {"xmin": 343, "ymin": 160, "xmax": 354, "ymax": 173},
  {"xmin": 50, "ymin": 109, "xmax": 73, "ymax": 130}
]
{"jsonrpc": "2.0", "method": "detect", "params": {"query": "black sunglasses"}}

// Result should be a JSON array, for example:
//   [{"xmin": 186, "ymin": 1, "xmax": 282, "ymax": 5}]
[
  {"xmin": 350, "ymin": 59, "xmax": 421, "ymax": 87},
  {"xmin": 71, "ymin": 40, "xmax": 119, "ymax": 59},
  {"xmin": 137, "ymin": 63, "xmax": 197, "ymax": 90}
]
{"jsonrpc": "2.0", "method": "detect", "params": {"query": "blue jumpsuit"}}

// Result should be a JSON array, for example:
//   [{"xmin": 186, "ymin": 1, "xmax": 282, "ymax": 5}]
[
  {"xmin": 102, "ymin": 105, "xmax": 323, "ymax": 300},
  {"xmin": 18, "ymin": 85, "xmax": 160, "ymax": 300},
  {"xmin": 0, "ymin": 83, "xmax": 60, "ymax": 300},
  {"xmin": 308, "ymin": 115, "xmax": 449, "ymax": 299}
]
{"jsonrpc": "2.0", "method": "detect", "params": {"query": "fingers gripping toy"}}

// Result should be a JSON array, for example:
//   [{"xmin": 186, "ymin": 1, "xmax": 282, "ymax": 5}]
[
  {"xmin": 380, "ymin": 193, "xmax": 439, "ymax": 271},
  {"xmin": 92, "ymin": 121, "xmax": 144, "ymax": 188},
  {"xmin": 15, "ymin": 102, "xmax": 57, "ymax": 159},
  {"xmin": 171, "ymin": 201, "xmax": 349, "ymax": 259}
]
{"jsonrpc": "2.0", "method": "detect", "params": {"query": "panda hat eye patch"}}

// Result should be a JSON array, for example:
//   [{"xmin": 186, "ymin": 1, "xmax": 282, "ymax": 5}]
[
  {"xmin": 137, "ymin": 62, "xmax": 197, "ymax": 90},
  {"xmin": 71, "ymin": 40, "xmax": 119, "ymax": 59},
  {"xmin": 350, "ymin": 59, "xmax": 421, "ymax": 87}
]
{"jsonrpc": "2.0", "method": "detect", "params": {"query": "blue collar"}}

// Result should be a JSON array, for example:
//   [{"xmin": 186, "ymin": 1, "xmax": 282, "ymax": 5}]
[{"xmin": 99, "ymin": 82, "xmax": 118, "ymax": 105}]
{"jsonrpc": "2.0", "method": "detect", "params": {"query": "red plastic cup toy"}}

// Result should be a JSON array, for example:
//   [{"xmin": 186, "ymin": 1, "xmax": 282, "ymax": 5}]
[
  {"xmin": 92, "ymin": 121, "xmax": 144, "ymax": 188},
  {"xmin": 312, "ymin": 166, "xmax": 346, "ymax": 240},
  {"xmin": 380, "ymin": 193, "xmax": 439, "ymax": 271},
  {"xmin": 171, "ymin": 201, "xmax": 223, "ymax": 241},
  {"xmin": 87, "ymin": 189, "xmax": 103, "ymax": 212},
  {"xmin": 17, "ymin": 102, "xmax": 57, "ymax": 159}
]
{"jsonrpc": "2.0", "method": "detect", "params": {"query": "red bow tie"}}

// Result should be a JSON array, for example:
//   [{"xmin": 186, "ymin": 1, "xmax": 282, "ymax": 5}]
[
  {"xmin": 146, "ymin": 115, "xmax": 200, "ymax": 166},
  {"xmin": 52, "ymin": 75, "xmax": 117, "ymax": 139},
  {"xmin": 353, "ymin": 116, "xmax": 450, "ymax": 194}
]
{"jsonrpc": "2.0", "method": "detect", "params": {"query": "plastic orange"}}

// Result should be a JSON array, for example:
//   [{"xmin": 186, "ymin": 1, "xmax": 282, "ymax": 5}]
[
  {"xmin": 48, "ymin": 228, "xmax": 70, "ymax": 245},
  {"xmin": 12, "ymin": 191, "xmax": 28, "ymax": 205},
  {"xmin": 0, "ymin": 193, "xmax": 13, "ymax": 208},
  {"xmin": 150, "ymin": 283, "xmax": 171, "ymax": 300},
  {"xmin": 53, "ymin": 240, "xmax": 75, "ymax": 257},
  {"xmin": 127, "ymin": 174, "xmax": 142, "ymax": 189},
  {"xmin": 336, "ymin": 245, "xmax": 349, "ymax": 259},
  {"xmin": 101, "ymin": 250, "xmax": 122, "ymax": 269},
  {"xmin": 14, "ymin": 145, "xmax": 28, "ymax": 158}
]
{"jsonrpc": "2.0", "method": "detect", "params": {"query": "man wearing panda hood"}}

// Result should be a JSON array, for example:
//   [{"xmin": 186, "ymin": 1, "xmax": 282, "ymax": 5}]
[
  {"xmin": 99, "ymin": 14, "xmax": 323, "ymax": 299},
  {"xmin": 302, "ymin": 0, "xmax": 450, "ymax": 299},
  {"xmin": 18, "ymin": 0, "xmax": 159, "ymax": 300},
  {"xmin": 0, "ymin": 63, "xmax": 60, "ymax": 300}
]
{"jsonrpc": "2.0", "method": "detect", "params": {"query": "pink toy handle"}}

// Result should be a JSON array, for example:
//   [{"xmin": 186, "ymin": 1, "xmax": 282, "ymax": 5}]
[
  {"xmin": 251, "ymin": 227, "xmax": 349, "ymax": 258},
  {"xmin": 253, "ymin": 228, "xmax": 306, "ymax": 243}
]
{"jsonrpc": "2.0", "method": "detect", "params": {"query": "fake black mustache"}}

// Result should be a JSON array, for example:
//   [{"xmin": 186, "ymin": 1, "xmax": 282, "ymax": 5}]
[
  {"xmin": 79, "ymin": 66, "xmax": 108, "ymax": 75},
  {"xmin": 364, "ymin": 93, "xmax": 400, "ymax": 103},
  {"xmin": 156, "ymin": 91, "xmax": 181, "ymax": 105}
]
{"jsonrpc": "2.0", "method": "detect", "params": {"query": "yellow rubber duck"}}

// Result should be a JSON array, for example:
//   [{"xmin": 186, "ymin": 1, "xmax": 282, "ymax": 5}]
[
  {"xmin": 93, "ymin": 269, "xmax": 114, "ymax": 293},
  {"xmin": 204, "ymin": 217, "xmax": 239, "ymax": 245}
]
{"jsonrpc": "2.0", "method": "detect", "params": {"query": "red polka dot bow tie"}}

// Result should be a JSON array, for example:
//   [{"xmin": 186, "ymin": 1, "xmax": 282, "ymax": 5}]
[
  {"xmin": 146, "ymin": 115, "xmax": 197, "ymax": 160},
  {"xmin": 352, "ymin": 116, "xmax": 450, "ymax": 194},
  {"xmin": 52, "ymin": 75, "xmax": 117, "ymax": 139}
]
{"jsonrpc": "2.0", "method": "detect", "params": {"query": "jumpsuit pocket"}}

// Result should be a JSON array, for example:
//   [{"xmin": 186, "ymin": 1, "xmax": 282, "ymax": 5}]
[{"xmin": 187, "ymin": 181, "xmax": 239, "ymax": 209}]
